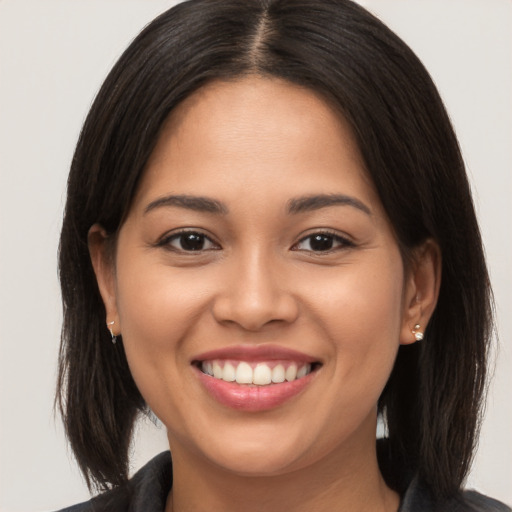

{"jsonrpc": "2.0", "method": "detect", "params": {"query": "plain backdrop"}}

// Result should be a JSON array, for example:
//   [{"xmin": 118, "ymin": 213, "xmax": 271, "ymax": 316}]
[{"xmin": 0, "ymin": 1, "xmax": 511, "ymax": 511}]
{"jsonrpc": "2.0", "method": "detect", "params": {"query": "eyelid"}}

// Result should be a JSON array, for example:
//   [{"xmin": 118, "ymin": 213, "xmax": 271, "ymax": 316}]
[
  {"xmin": 157, "ymin": 228, "xmax": 221, "ymax": 251},
  {"xmin": 291, "ymin": 229, "xmax": 355, "ymax": 252},
  {"xmin": 155, "ymin": 228, "xmax": 354, "ymax": 254}
]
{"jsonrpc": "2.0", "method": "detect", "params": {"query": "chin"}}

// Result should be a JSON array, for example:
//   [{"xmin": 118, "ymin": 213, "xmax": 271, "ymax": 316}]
[
  {"xmin": 204, "ymin": 442, "xmax": 308, "ymax": 477},
  {"xmin": 177, "ymin": 415, "xmax": 342, "ymax": 478}
]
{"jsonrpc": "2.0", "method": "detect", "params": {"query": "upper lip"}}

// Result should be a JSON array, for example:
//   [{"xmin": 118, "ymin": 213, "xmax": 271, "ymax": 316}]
[{"xmin": 192, "ymin": 344, "xmax": 320, "ymax": 364}]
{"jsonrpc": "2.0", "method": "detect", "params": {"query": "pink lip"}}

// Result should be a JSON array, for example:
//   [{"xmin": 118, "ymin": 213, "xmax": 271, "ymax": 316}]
[
  {"xmin": 195, "ymin": 367, "xmax": 317, "ymax": 412},
  {"xmin": 192, "ymin": 345, "xmax": 320, "ymax": 412},
  {"xmin": 192, "ymin": 344, "xmax": 318, "ymax": 364}
]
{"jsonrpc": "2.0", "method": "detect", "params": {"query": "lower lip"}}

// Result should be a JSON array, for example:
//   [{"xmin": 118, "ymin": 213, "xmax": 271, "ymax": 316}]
[{"xmin": 195, "ymin": 367, "xmax": 316, "ymax": 412}]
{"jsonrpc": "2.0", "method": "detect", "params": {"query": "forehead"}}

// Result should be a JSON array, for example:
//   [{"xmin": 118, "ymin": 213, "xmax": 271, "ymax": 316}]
[{"xmin": 131, "ymin": 76, "xmax": 379, "ymax": 213}]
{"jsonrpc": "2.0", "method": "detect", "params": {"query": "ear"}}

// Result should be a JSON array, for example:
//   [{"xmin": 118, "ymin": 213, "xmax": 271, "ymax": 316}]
[
  {"xmin": 88, "ymin": 223, "xmax": 120, "ymax": 335},
  {"xmin": 400, "ymin": 238, "xmax": 441, "ymax": 345}
]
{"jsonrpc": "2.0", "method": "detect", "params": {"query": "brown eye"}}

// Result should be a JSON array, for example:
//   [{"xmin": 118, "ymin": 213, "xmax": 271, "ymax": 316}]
[
  {"xmin": 163, "ymin": 231, "xmax": 219, "ymax": 252},
  {"xmin": 294, "ymin": 232, "xmax": 353, "ymax": 252},
  {"xmin": 309, "ymin": 234, "xmax": 334, "ymax": 251}
]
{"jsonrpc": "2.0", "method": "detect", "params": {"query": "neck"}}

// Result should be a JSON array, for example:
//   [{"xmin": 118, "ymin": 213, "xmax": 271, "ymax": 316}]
[{"xmin": 165, "ymin": 425, "xmax": 399, "ymax": 512}]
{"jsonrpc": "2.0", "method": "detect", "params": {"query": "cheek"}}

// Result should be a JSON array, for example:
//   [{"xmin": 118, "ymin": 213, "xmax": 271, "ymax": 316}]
[
  {"xmin": 116, "ymin": 252, "xmax": 210, "ymax": 337},
  {"xmin": 112, "ymin": 254, "xmax": 214, "ymax": 406},
  {"xmin": 309, "ymin": 254, "xmax": 403, "ymax": 332},
  {"xmin": 308, "ymin": 254, "xmax": 404, "ymax": 395}
]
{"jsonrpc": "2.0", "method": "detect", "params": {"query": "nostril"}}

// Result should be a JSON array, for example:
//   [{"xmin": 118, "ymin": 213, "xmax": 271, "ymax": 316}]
[{"xmin": 211, "ymin": 291, "xmax": 299, "ymax": 331}]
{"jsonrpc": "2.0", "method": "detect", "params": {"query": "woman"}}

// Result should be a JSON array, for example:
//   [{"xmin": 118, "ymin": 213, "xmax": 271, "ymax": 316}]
[{"xmin": 55, "ymin": 0, "xmax": 510, "ymax": 510}]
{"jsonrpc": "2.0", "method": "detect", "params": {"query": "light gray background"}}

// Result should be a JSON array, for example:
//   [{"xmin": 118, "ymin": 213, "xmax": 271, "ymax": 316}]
[{"xmin": 0, "ymin": 1, "xmax": 510, "ymax": 511}]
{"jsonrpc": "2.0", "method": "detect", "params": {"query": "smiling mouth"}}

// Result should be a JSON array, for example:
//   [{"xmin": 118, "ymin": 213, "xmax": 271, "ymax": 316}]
[
  {"xmin": 196, "ymin": 360, "xmax": 321, "ymax": 386},
  {"xmin": 192, "ymin": 348, "xmax": 322, "ymax": 411}
]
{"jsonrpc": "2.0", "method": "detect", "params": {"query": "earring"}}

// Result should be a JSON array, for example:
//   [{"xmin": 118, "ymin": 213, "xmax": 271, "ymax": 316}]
[
  {"xmin": 412, "ymin": 324, "xmax": 424, "ymax": 341},
  {"xmin": 107, "ymin": 320, "xmax": 117, "ymax": 344}
]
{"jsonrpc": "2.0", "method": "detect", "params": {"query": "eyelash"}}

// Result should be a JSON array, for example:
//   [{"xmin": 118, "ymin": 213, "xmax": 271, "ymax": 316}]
[
  {"xmin": 157, "ymin": 229, "xmax": 354, "ymax": 254},
  {"xmin": 158, "ymin": 230, "xmax": 220, "ymax": 252},
  {"xmin": 292, "ymin": 230, "xmax": 355, "ymax": 253}
]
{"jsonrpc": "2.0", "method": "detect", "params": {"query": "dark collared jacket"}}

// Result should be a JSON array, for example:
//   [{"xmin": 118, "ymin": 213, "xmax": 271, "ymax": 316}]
[{"xmin": 56, "ymin": 451, "xmax": 511, "ymax": 512}]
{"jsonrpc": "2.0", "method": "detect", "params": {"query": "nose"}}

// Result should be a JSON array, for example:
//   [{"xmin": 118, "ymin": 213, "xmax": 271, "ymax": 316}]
[{"xmin": 212, "ymin": 250, "xmax": 299, "ymax": 331}]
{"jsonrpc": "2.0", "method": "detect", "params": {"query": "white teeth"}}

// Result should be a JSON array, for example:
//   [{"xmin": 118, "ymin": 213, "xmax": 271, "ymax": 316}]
[
  {"xmin": 253, "ymin": 363, "xmax": 272, "ymax": 385},
  {"xmin": 235, "ymin": 362, "xmax": 253, "ymax": 384},
  {"xmin": 222, "ymin": 362, "xmax": 236, "ymax": 382},
  {"xmin": 201, "ymin": 360, "xmax": 313, "ymax": 386},
  {"xmin": 213, "ymin": 362, "xmax": 223, "ymax": 379},
  {"xmin": 285, "ymin": 364, "xmax": 297, "ymax": 382},
  {"xmin": 296, "ymin": 365, "xmax": 308, "ymax": 379},
  {"xmin": 271, "ymin": 364, "xmax": 285, "ymax": 383}
]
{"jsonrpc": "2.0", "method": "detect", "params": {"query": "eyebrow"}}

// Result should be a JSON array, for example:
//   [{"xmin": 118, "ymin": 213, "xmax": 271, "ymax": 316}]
[
  {"xmin": 144, "ymin": 194, "xmax": 228, "ymax": 215},
  {"xmin": 287, "ymin": 194, "xmax": 372, "ymax": 215},
  {"xmin": 143, "ymin": 193, "xmax": 371, "ymax": 216}
]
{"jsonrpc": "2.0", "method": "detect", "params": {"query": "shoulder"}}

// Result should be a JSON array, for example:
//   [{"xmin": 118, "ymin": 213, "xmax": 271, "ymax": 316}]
[
  {"xmin": 53, "ymin": 486, "xmax": 128, "ymax": 512},
  {"xmin": 400, "ymin": 477, "xmax": 511, "ymax": 512},
  {"xmin": 459, "ymin": 490, "xmax": 512, "ymax": 512},
  {"xmin": 54, "ymin": 451, "xmax": 172, "ymax": 512}
]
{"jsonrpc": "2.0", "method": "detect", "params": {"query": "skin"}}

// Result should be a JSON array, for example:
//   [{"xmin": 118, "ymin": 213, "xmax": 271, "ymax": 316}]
[{"xmin": 90, "ymin": 76, "xmax": 440, "ymax": 512}]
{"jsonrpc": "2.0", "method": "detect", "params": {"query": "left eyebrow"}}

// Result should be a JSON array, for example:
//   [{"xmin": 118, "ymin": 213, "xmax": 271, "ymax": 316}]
[
  {"xmin": 287, "ymin": 194, "xmax": 372, "ymax": 216},
  {"xmin": 144, "ymin": 194, "xmax": 229, "ymax": 215}
]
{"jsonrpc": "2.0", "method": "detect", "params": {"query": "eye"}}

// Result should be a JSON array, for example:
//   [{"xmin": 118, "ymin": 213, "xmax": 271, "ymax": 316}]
[
  {"xmin": 293, "ymin": 232, "xmax": 353, "ymax": 252},
  {"xmin": 161, "ymin": 231, "xmax": 220, "ymax": 252}
]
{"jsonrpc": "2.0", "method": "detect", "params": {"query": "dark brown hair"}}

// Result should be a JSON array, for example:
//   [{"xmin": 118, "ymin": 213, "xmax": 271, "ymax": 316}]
[{"xmin": 57, "ymin": 0, "xmax": 492, "ymax": 500}]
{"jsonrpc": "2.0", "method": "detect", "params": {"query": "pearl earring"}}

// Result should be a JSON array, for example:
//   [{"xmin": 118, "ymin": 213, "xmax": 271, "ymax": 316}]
[{"xmin": 412, "ymin": 324, "xmax": 424, "ymax": 341}]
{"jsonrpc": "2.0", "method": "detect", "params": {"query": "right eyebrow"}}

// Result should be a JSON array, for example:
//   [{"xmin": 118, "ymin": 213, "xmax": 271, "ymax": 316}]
[
  {"xmin": 143, "ymin": 194, "xmax": 229, "ymax": 215},
  {"xmin": 287, "ymin": 193, "xmax": 372, "ymax": 216}
]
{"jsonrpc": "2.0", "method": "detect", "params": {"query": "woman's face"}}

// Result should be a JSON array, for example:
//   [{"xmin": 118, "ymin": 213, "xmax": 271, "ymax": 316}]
[{"xmin": 93, "ymin": 77, "xmax": 428, "ymax": 476}]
